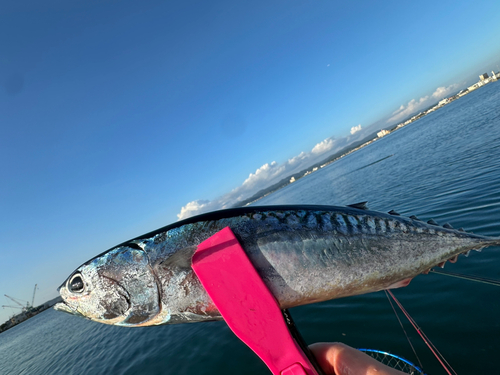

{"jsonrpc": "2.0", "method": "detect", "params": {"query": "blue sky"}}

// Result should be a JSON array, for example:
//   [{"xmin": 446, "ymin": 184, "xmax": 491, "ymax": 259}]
[{"xmin": 1, "ymin": 0, "xmax": 500, "ymax": 323}]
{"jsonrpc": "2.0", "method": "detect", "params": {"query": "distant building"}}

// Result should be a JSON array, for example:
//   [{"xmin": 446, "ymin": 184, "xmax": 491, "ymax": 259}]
[
  {"xmin": 438, "ymin": 98, "xmax": 449, "ymax": 106},
  {"xmin": 468, "ymin": 83, "xmax": 479, "ymax": 92},
  {"xmin": 377, "ymin": 129, "xmax": 390, "ymax": 138},
  {"xmin": 479, "ymin": 73, "xmax": 489, "ymax": 81}
]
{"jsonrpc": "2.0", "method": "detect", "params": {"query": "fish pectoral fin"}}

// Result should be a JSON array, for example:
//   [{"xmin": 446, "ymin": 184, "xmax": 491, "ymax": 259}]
[{"xmin": 385, "ymin": 278, "xmax": 412, "ymax": 290}]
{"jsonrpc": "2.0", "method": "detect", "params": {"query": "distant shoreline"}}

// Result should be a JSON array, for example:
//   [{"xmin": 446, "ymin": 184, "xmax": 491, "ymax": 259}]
[
  {"xmin": 236, "ymin": 75, "xmax": 499, "ymax": 207},
  {"xmin": 0, "ymin": 296, "xmax": 62, "ymax": 333}
]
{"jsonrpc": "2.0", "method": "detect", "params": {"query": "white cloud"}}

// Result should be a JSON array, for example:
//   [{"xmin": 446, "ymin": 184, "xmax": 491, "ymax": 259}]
[
  {"xmin": 387, "ymin": 83, "xmax": 459, "ymax": 123},
  {"xmin": 177, "ymin": 200, "xmax": 212, "ymax": 221},
  {"xmin": 312, "ymin": 138, "xmax": 335, "ymax": 154},
  {"xmin": 241, "ymin": 161, "xmax": 286, "ymax": 189},
  {"xmin": 287, "ymin": 151, "xmax": 308, "ymax": 165},
  {"xmin": 432, "ymin": 84, "xmax": 459, "ymax": 99},
  {"xmin": 177, "ymin": 137, "xmax": 345, "ymax": 220},
  {"xmin": 350, "ymin": 124, "xmax": 362, "ymax": 135},
  {"xmin": 388, "ymin": 96, "xmax": 428, "ymax": 123},
  {"xmin": 176, "ymin": 162, "xmax": 288, "ymax": 220}
]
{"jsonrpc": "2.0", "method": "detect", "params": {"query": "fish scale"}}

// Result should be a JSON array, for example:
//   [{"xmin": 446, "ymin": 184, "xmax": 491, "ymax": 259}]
[{"xmin": 55, "ymin": 204, "xmax": 500, "ymax": 327}]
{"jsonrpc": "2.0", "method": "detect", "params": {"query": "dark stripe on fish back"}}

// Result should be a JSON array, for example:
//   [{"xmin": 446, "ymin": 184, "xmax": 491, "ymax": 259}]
[{"xmin": 79, "ymin": 205, "xmax": 470, "ymax": 267}]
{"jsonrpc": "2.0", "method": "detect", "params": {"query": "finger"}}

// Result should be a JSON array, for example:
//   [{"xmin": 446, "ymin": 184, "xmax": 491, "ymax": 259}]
[{"xmin": 309, "ymin": 342, "xmax": 407, "ymax": 375}]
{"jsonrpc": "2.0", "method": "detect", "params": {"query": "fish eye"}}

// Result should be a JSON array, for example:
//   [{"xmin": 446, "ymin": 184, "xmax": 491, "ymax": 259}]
[{"xmin": 69, "ymin": 273, "xmax": 85, "ymax": 293}]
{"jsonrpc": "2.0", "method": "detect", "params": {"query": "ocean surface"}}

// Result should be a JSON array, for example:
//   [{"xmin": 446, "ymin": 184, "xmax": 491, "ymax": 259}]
[{"xmin": 1, "ymin": 81, "xmax": 500, "ymax": 374}]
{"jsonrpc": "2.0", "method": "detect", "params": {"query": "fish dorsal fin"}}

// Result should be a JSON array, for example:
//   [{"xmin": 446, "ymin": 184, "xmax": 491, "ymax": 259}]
[
  {"xmin": 427, "ymin": 219, "xmax": 439, "ymax": 226},
  {"xmin": 443, "ymin": 223, "xmax": 454, "ymax": 229},
  {"xmin": 388, "ymin": 210, "xmax": 400, "ymax": 216},
  {"xmin": 347, "ymin": 201, "xmax": 368, "ymax": 210},
  {"xmin": 409, "ymin": 215, "xmax": 421, "ymax": 221}
]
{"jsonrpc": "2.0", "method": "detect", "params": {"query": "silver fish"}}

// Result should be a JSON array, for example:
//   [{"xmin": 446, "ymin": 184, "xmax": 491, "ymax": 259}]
[{"xmin": 55, "ymin": 204, "xmax": 500, "ymax": 327}]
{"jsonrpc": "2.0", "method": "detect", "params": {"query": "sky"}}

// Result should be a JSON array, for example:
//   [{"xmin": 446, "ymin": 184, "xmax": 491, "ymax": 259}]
[{"xmin": 1, "ymin": 0, "xmax": 500, "ymax": 323}]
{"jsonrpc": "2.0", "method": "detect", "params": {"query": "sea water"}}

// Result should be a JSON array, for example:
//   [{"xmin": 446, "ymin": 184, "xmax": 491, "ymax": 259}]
[{"xmin": 1, "ymin": 81, "xmax": 499, "ymax": 374}]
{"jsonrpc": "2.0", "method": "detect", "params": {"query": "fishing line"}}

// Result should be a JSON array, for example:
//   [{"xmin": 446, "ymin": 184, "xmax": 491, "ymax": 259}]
[
  {"xmin": 386, "ymin": 290, "xmax": 457, "ymax": 375},
  {"xmin": 430, "ymin": 269, "xmax": 500, "ymax": 287},
  {"xmin": 384, "ymin": 290, "xmax": 424, "ymax": 371}
]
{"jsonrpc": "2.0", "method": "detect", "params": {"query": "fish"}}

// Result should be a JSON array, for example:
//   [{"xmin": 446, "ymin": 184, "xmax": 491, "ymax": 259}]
[{"xmin": 55, "ymin": 204, "xmax": 500, "ymax": 327}]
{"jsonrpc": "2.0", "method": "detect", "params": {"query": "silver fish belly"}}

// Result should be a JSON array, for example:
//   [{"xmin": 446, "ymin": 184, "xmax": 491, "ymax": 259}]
[{"xmin": 55, "ymin": 205, "xmax": 500, "ymax": 327}]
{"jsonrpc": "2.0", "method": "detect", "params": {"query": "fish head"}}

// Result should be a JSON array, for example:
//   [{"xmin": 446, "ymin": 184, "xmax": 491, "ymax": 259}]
[{"xmin": 55, "ymin": 245, "xmax": 161, "ymax": 326}]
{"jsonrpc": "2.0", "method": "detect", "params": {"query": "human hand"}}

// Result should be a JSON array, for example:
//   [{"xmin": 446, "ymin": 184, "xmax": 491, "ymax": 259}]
[{"xmin": 309, "ymin": 342, "xmax": 406, "ymax": 375}]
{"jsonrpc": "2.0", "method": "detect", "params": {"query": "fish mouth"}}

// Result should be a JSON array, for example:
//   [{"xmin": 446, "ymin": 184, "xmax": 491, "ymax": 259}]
[{"xmin": 54, "ymin": 302, "xmax": 84, "ymax": 317}]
